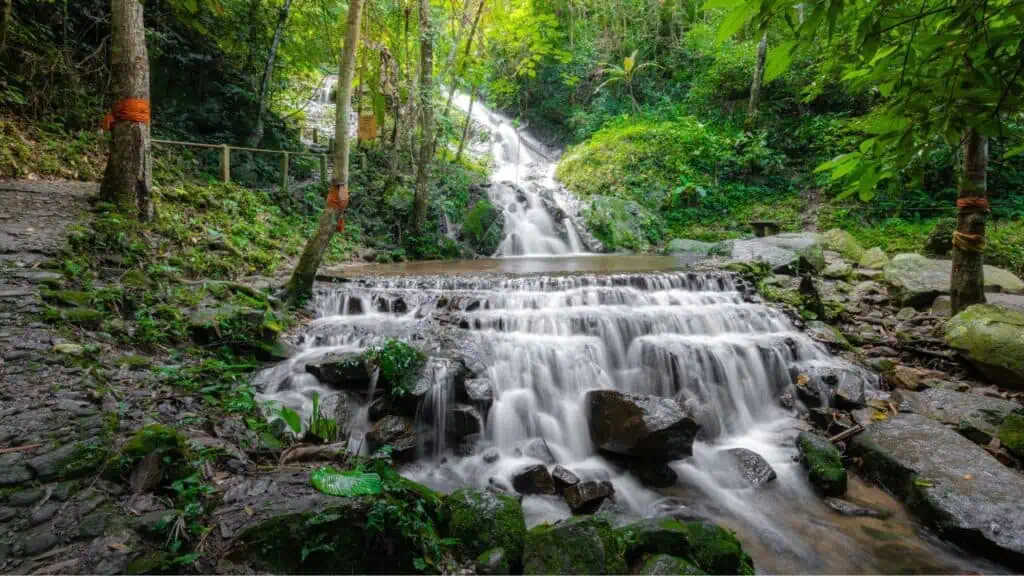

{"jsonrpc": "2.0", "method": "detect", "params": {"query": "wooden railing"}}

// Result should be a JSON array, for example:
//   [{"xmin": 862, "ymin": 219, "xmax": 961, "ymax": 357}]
[{"xmin": 151, "ymin": 139, "xmax": 330, "ymax": 191}]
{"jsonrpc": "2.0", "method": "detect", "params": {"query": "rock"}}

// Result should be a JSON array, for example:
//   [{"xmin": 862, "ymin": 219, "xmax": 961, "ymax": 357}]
[
  {"xmin": 482, "ymin": 448, "xmax": 500, "ymax": 464},
  {"xmin": 823, "ymin": 261, "xmax": 853, "ymax": 279},
  {"xmin": 28, "ymin": 501, "xmax": 60, "ymax": 525},
  {"xmin": 581, "ymin": 196, "xmax": 658, "ymax": 252},
  {"xmin": 820, "ymin": 229, "xmax": 866, "ymax": 262},
  {"xmin": 616, "ymin": 517, "xmax": 753, "ymax": 575},
  {"xmin": 859, "ymin": 247, "xmax": 889, "ymax": 270},
  {"xmin": 516, "ymin": 438, "xmax": 556, "ymax": 465},
  {"xmin": 0, "ymin": 463, "xmax": 33, "ymax": 486},
  {"xmin": 303, "ymin": 351, "xmax": 374, "ymax": 390},
  {"xmin": 849, "ymin": 412, "xmax": 1024, "ymax": 565},
  {"xmin": 464, "ymin": 378, "xmax": 494, "ymax": 413},
  {"xmin": 639, "ymin": 554, "xmax": 706, "ymax": 575},
  {"xmin": 804, "ymin": 320, "xmax": 851, "ymax": 350},
  {"xmin": 331, "ymin": 390, "xmax": 363, "ymax": 440},
  {"xmin": 215, "ymin": 471, "xmax": 436, "ymax": 573},
  {"xmin": 462, "ymin": 199, "xmax": 506, "ymax": 255},
  {"xmin": 26, "ymin": 442, "xmax": 80, "ymax": 480},
  {"xmin": 791, "ymin": 361, "xmax": 873, "ymax": 409},
  {"xmin": 894, "ymin": 388, "xmax": 1022, "ymax": 445},
  {"xmin": 998, "ymin": 412, "xmax": 1024, "ymax": 460},
  {"xmin": 450, "ymin": 404, "xmax": 483, "ymax": 444},
  {"xmin": 0, "ymin": 507, "xmax": 16, "ymax": 522},
  {"xmin": 587, "ymin": 390, "xmax": 700, "ymax": 461},
  {"xmin": 665, "ymin": 239, "xmax": 717, "ymax": 256},
  {"xmin": 724, "ymin": 448, "xmax": 776, "ymax": 487},
  {"xmin": 476, "ymin": 547, "xmax": 512, "ymax": 575},
  {"xmin": 19, "ymin": 529, "xmax": 59, "ymax": 556},
  {"xmin": 796, "ymin": 432, "xmax": 846, "ymax": 496},
  {"xmin": 924, "ymin": 218, "xmax": 956, "ymax": 257},
  {"xmin": 551, "ymin": 465, "xmax": 580, "ymax": 494},
  {"xmin": 726, "ymin": 233, "xmax": 825, "ymax": 274},
  {"xmin": 129, "ymin": 451, "xmax": 163, "ymax": 494},
  {"xmin": 523, "ymin": 515, "xmax": 626, "ymax": 574},
  {"xmin": 53, "ymin": 343, "xmax": 84, "ymax": 355},
  {"xmin": 511, "ymin": 464, "xmax": 556, "ymax": 495},
  {"xmin": 884, "ymin": 254, "xmax": 1024, "ymax": 308},
  {"xmin": 78, "ymin": 511, "xmax": 110, "ymax": 538},
  {"xmin": 946, "ymin": 304, "xmax": 1024, "ymax": 390},
  {"xmin": 930, "ymin": 295, "xmax": 953, "ymax": 317},
  {"xmin": 824, "ymin": 497, "xmax": 887, "ymax": 518},
  {"xmin": 8, "ymin": 488, "xmax": 43, "ymax": 506},
  {"xmin": 563, "ymin": 480, "xmax": 614, "ymax": 515},
  {"xmin": 855, "ymin": 268, "xmax": 884, "ymax": 280},
  {"xmin": 888, "ymin": 365, "xmax": 946, "ymax": 391},
  {"xmin": 366, "ymin": 415, "xmax": 417, "ymax": 461},
  {"xmin": 444, "ymin": 488, "xmax": 526, "ymax": 569},
  {"xmin": 896, "ymin": 307, "xmax": 917, "ymax": 321}
]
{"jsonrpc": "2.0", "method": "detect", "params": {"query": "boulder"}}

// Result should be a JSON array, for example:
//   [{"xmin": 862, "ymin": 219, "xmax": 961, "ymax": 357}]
[
  {"xmin": 586, "ymin": 390, "xmax": 700, "ymax": 461},
  {"xmin": 998, "ymin": 412, "xmax": 1024, "ymax": 460},
  {"xmin": 476, "ymin": 547, "xmax": 512, "ymax": 575},
  {"xmin": 849, "ymin": 412, "xmax": 1024, "ymax": 566},
  {"xmin": 665, "ymin": 239, "xmax": 717, "ymax": 256},
  {"xmin": 796, "ymin": 432, "xmax": 846, "ymax": 496},
  {"xmin": 511, "ymin": 464, "xmax": 556, "ymax": 495},
  {"xmin": 923, "ymin": 218, "xmax": 956, "ymax": 257},
  {"xmin": 366, "ymin": 415, "xmax": 417, "ymax": 461},
  {"xmin": 820, "ymin": 229, "xmax": 866, "ymax": 262},
  {"xmin": 639, "ymin": 554, "xmax": 706, "ymax": 575},
  {"xmin": 331, "ymin": 390, "xmax": 364, "ymax": 440},
  {"xmin": 514, "ymin": 438, "xmax": 556, "ymax": 465},
  {"xmin": 551, "ymin": 465, "xmax": 580, "ymax": 494},
  {"xmin": 823, "ymin": 261, "xmax": 853, "ymax": 279},
  {"xmin": 724, "ymin": 448, "xmax": 777, "ymax": 488},
  {"xmin": 523, "ymin": 515, "xmax": 626, "ymax": 574},
  {"xmin": 725, "ymin": 233, "xmax": 825, "ymax": 274},
  {"xmin": 945, "ymin": 304, "xmax": 1024, "ymax": 390},
  {"xmin": 444, "ymin": 488, "xmax": 526, "ymax": 568},
  {"xmin": 893, "ymin": 388, "xmax": 1021, "ymax": 445},
  {"xmin": 304, "ymin": 351, "xmax": 375, "ymax": 390},
  {"xmin": 887, "ymin": 365, "xmax": 947, "ymax": 391},
  {"xmin": 582, "ymin": 195, "xmax": 660, "ymax": 252},
  {"xmin": 616, "ymin": 518, "xmax": 753, "ymax": 575},
  {"xmin": 804, "ymin": 320, "xmax": 851, "ymax": 350},
  {"xmin": 563, "ymin": 480, "xmax": 615, "ymax": 515},
  {"xmin": 791, "ymin": 361, "xmax": 873, "ymax": 409},
  {"xmin": 859, "ymin": 247, "xmax": 889, "ymax": 270},
  {"xmin": 464, "ymin": 378, "xmax": 494, "ymax": 414},
  {"xmin": 883, "ymin": 254, "xmax": 1024, "ymax": 308}
]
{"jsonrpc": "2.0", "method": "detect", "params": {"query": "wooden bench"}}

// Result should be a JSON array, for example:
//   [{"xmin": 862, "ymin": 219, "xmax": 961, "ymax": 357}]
[{"xmin": 750, "ymin": 221, "xmax": 780, "ymax": 237}]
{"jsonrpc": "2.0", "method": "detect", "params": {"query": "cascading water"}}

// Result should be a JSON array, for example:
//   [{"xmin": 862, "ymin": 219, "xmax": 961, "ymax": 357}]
[{"xmin": 450, "ymin": 92, "xmax": 591, "ymax": 257}]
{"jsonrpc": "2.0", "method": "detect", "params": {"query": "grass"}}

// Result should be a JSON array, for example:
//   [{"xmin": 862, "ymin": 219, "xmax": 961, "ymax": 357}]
[{"xmin": 0, "ymin": 116, "xmax": 106, "ymax": 181}]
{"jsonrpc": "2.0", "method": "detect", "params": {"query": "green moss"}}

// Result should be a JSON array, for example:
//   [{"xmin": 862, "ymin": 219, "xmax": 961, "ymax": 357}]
[
  {"xmin": 123, "ymin": 425, "xmax": 190, "ymax": 462},
  {"xmin": 476, "ymin": 547, "xmax": 512, "ymax": 574},
  {"xmin": 463, "ymin": 200, "xmax": 503, "ymax": 255},
  {"xmin": 616, "ymin": 518, "xmax": 752, "ymax": 575},
  {"xmin": 639, "ymin": 554, "xmax": 707, "ymax": 575},
  {"xmin": 797, "ymin": 432, "xmax": 847, "ymax": 496},
  {"xmin": 116, "ymin": 354, "xmax": 153, "ymax": 369},
  {"xmin": 126, "ymin": 551, "xmax": 172, "ymax": 575},
  {"xmin": 41, "ymin": 289, "xmax": 93, "ymax": 307},
  {"xmin": 524, "ymin": 515, "xmax": 626, "ymax": 575},
  {"xmin": 820, "ymin": 229, "xmax": 866, "ymax": 262},
  {"xmin": 444, "ymin": 488, "xmax": 526, "ymax": 565},
  {"xmin": 997, "ymin": 411, "xmax": 1024, "ymax": 459},
  {"xmin": 758, "ymin": 281, "xmax": 802, "ymax": 307},
  {"xmin": 45, "ymin": 306, "xmax": 104, "ymax": 329},
  {"xmin": 945, "ymin": 304, "xmax": 1024, "ymax": 388},
  {"xmin": 362, "ymin": 340, "xmax": 427, "ymax": 399}
]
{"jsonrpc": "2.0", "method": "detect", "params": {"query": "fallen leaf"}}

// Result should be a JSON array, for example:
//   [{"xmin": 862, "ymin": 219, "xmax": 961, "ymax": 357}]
[
  {"xmin": 108, "ymin": 542, "xmax": 129, "ymax": 552},
  {"xmin": 871, "ymin": 411, "xmax": 888, "ymax": 421},
  {"xmin": 963, "ymin": 474, "xmax": 973, "ymax": 480},
  {"xmin": 796, "ymin": 374, "xmax": 809, "ymax": 386},
  {"xmin": 244, "ymin": 506, "xmax": 254, "ymax": 517},
  {"xmin": 913, "ymin": 478, "xmax": 934, "ymax": 488}
]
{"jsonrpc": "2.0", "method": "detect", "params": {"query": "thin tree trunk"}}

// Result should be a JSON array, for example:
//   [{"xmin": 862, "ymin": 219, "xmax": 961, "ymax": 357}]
[
  {"xmin": 1, "ymin": 0, "xmax": 12, "ymax": 52},
  {"xmin": 746, "ymin": 31, "xmax": 768, "ymax": 131},
  {"xmin": 455, "ymin": 85, "xmax": 476, "ymax": 162},
  {"xmin": 412, "ymin": 0, "xmax": 434, "ymax": 234},
  {"xmin": 101, "ymin": 0, "xmax": 152, "ymax": 221},
  {"xmin": 286, "ymin": 0, "xmax": 364, "ymax": 303},
  {"xmin": 951, "ymin": 128, "xmax": 988, "ymax": 314},
  {"xmin": 355, "ymin": 0, "xmax": 368, "ymax": 150},
  {"xmin": 441, "ymin": 0, "xmax": 484, "ymax": 119},
  {"xmin": 248, "ymin": 0, "xmax": 293, "ymax": 148}
]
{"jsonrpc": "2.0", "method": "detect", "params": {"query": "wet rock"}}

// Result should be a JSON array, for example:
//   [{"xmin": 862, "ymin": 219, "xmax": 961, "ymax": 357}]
[
  {"xmin": 551, "ymin": 465, "xmax": 580, "ymax": 494},
  {"xmin": 804, "ymin": 320, "xmax": 851, "ymax": 350},
  {"xmin": 444, "ymin": 488, "xmax": 526, "ymax": 569},
  {"xmin": 303, "ymin": 351, "xmax": 374, "ymax": 390},
  {"xmin": 331, "ymin": 390, "xmax": 363, "ymax": 440},
  {"xmin": 482, "ymin": 448, "xmax": 500, "ymax": 464},
  {"xmin": 849, "ymin": 412, "xmax": 1024, "ymax": 565},
  {"xmin": 78, "ymin": 511, "xmax": 110, "ymax": 538},
  {"xmin": 397, "ymin": 356, "xmax": 469, "ymax": 417},
  {"xmin": 7, "ymin": 488, "xmax": 43, "ymax": 506},
  {"xmin": 564, "ymin": 480, "xmax": 614, "ymax": 515},
  {"xmin": 511, "ymin": 464, "xmax": 555, "ymax": 495},
  {"xmin": 796, "ymin": 432, "xmax": 846, "ymax": 497},
  {"xmin": 884, "ymin": 254, "xmax": 1024, "ymax": 308},
  {"xmin": 629, "ymin": 462, "xmax": 679, "ymax": 488},
  {"xmin": 724, "ymin": 448, "xmax": 777, "ymax": 487},
  {"xmin": 888, "ymin": 365, "xmax": 946, "ymax": 391},
  {"xmin": 820, "ymin": 229, "xmax": 865, "ymax": 262},
  {"xmin": 464, "ymin": 378, "xmax": 494, "ymax": 413},
  {"xmin": 450, "ymin": 404, "xmax": 483, "ymax": 443},
  {"xmin": 945, "ymin": 304, "xmax": 1024, "ymax": 390},
  {"xmin": 616, "ymin": 517, "xmax": 753, "ymax": 575},
  {"xmin": 366, "ymin": 415, "xmax": 417, "ymax": 461},
  {"xmin": 639, "ymin": 554, "xmax": 706, "ymax": 575},
  {"xmin": 586, "ymin": 390, "xmax": 700, "ymax": 461},
  {"xmin": 824, "ymin": 497, "xmax": 887, "ymax": 518},
  {"xmin": 893, "ymin": 388, "xmax": 1021, "ymax": 445},
  {"xmin": 515, "ymin": 438, "xmax": 556, "ymax": 465},
  {"xmin": 18, "ymin": 529, "xmax": 59, "ymax": 556},
  {"xmin": 791, "ymin": 362, "xmax": 872, "ymax": 409},
  {"xmin": 26, "ymin": 442, "xmax": 80, "ymax": 480},
  {"xmin": 859, "ymin": 247, "xmax": 889, "ymax": 270},
  {"xmin": 726, "ymin": 233, "xmax": 825, "ymax": 274},
  {"xmin": 129, "ymin": 451, "xmax": 162, "ymax": 494},
  {"xmin": 524, "ymin": 515, "xmax": 626, "ymax": 574}
]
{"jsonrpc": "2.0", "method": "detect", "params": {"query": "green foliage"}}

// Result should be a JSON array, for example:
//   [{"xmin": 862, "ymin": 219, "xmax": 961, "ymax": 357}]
[
  {"xmin": 0, "ymin": 119, "xmax": 105, "ymax": 180},
  {"xmin": 308, "ymin": 392, "xmax": 340, "ymax": 442},
  {"xmin": 362, "ymin": 340, "xmax": 426, "ymax": 400},
  {"xmin": 311, "ymin": 467, "xmax": 384, "ymax": 497},
  {"xmin": 461, "ymin": 200, "xmax": 503, "ymax": 255}
]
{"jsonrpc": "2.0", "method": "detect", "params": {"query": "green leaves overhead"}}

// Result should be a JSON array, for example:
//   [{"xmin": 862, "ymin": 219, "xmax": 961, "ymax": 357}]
[
  {"xmin": 310, "ymin": 467, "xmax": 384, "ymax": 497},
  {"xmin": 763, "ymin": 40, "xmax": 796, "ymax": 83}
]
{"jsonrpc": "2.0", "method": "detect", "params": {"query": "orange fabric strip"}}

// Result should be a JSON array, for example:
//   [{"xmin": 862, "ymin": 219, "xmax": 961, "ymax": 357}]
[
  {"xmin": 953, "ymin": 230, "xmax": 986, "ymax": 252},
  {"xmin": 956, "ymin": 197, "xmax": 990, "ymax": 212},
  {"xmin": 101, "ymin": 99, "xmax": 151, "ymax": 131},
  {"xmin": 326, "ymin": 185, "xmax": 350, "ymax": 233}
]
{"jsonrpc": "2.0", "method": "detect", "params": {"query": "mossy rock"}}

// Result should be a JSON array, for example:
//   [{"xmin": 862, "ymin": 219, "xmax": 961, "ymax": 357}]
[
  {"xmin": 41, "ymin": 289, "xmax": 93, "ymax": 307},
  {"xmin": 924, "ymin": 218, "xmax": 956, "ymax": 257},
  {"xmin": 115, "ymin": 354, "xmax": 152, "ymax": 369},
  {"xmin": 998, "ymin": 411, "xmax": 1024, "ymax": 460},
  {"xmin": 797, "ymin": 432, "xmax": 847, "ymax": 496},
  {"xmin": 444, "ymin": 488, "xmax": 526, "ymax": 567},
  {"xmin": 639, "ymin": 554, "xmax": 707, "ymax": 575},
  {"xmin": 188, "ymin": 305, "xmax": 283, "ymax": 358},
  {"xmin": 122, "ymin": 425, "xmax": 191, "ymax": 482},
  {"xmin": 616, "ymin": 517, "xmax": 752, "ymax": 575},
  {"xmin": 583, "ymin": 196, "xmax": 661, "ymax": 252},
  {"xmin": 476, "ymin": 547, "xmax": 512, "ymax": 575},
  {"xmin": 945, "ymin": 304, "xmax": 1024, "ymax": 390},
  {"xmin": 462, "ymin": 199, "xmax": 505, "ymax": 255},
  {"xmin": 524, "ymin": 515, "xmax": 626, "ymax": 574},
  {"xmin": 126, "ymin": 550, "xmax": 172, "ymax": 574},
  {"xmin": 859, "ymin": 247, "xmax": 889, "ymax": 270},
  {"xmin": 45, "ymin": 306, "xmax": 104, "ymax": 329},
  {"xmin": 820, "ymin": 229, "xmax": 865, "ymax": 262}
]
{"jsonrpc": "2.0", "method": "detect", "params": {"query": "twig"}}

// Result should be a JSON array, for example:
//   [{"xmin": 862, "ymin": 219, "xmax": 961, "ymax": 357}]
[
  {"xmin": 0, "ymin": 443, "xmax": 43, "ymax": 454},
  {"xmin": 830, "ymin": 425, "xmax": 864, "ymax": 444}
]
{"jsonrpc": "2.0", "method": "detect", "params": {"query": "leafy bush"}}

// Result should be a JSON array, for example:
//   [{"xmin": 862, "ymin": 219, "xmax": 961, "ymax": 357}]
[
  {"xmin": 462, "ymin": 199, "xmax": 503, "ymax": 255},
  {"xmin": 362, "ymin": 340, "xmax": 426, "ymax": 399}
]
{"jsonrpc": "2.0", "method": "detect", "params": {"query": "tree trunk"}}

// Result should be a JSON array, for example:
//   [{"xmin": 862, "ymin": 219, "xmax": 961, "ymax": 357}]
[
  {"xmin": 441, "ymin": 0, "xmax": 485, "ymax": 120},
  {"xmin": 951, "ymin": 128, "xmax": 988, "ymax": 314},
  {"xmin": 285, "ymin": 0, "xmax": 364, "ymax": 303},
  {"xmin": 247, "ymin": 0, "xmax": 293, "ymax": 148},
  {"xmin": 355, "ymin": 0, "xmax": 368, "ymax": 150},
  {"xmin": 455, "ymin": 85, "xmax": 476, "ymax": 162},
  {"xmin": 746, "ymin": 31, "xmax": 768, "ymax": 131},
  {"xmin": 101, "ymin": 0, "xmax": 152, "ymax": 221},
  {"xmin": 1, "ymin": 0, "xmax": 12, "ymax": 52},
  {"xmin": 412, "ymin": 0, "xmax": 434, "ymax": 234}
]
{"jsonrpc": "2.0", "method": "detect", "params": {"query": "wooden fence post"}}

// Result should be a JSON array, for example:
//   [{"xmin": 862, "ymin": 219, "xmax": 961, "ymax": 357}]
[
  {"xmin": 320, "ymin": 154, "xmax": 328, "ymax": 183},
  {"xmin": 221, "ymin": 145, "xmax": 231, "ymax": 182},
  {"xmin": 281, "ymin": 152, "xmax": 289, "ymax": 193}
]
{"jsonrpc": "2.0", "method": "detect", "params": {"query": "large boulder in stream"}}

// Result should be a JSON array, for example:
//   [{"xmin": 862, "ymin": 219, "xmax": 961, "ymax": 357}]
[
  {"xmin": 366, "ymin": 415, "xmax": 418, "ymax": 461},
  {"xmin": 304, "ymin": 350, "xmax": 375, "ymax": 389},
  {"xmin": 665, "ymin": 239, "xmax": 717, "ymax": 256},
  {"xmin": 586, "ymin": 390, "xmax": 700, "ymax": 461},
  {"xmin": 819, "ymin": 228, "xmax": 865, "ymax": 262},
  {"xmin": 444, "ymin": 488, "xmax": 527, "ymax": 569},
  {"xmin": 616, "ymin": 517, "xmax": 753, "ymax": 575},
  {"xmin": 723, "ymin": 233, "xmax": 826, "ymax": 274},
  {"xmin": 848, "ymin": 412, "xmax": 1024, "ymax": 566},
  {"xmin": 945, "ymin": 304, "xmax": 1024, "ymax": 390},
  {"xmin": 523, "ymin": 515, "xmax": 627, "ymax": 574},
  {"xmin": 883, "ymin": 254, "xmax": 1024, "ymax": 308},
  {"xmin": 892, "ymin": 387, "xmax": 1022, "ymax": 445},
  {"xmin": 796, "ymin": 432, "xmax": 846, "ymax": 496}
]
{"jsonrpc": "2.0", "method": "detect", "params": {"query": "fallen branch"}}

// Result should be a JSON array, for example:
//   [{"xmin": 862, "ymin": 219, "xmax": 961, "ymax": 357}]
[
  {"xmin": 830, "ymin": 425, "xmax": 864, "ymax": 444},
  {"xmin": 0, "ymin": 442, "xmax": 43, "ymax": 454}
]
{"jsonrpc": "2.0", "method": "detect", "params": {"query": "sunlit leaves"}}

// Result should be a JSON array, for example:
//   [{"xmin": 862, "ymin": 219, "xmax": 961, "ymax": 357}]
[{"xmin": 764, "ymin": 40, "xmax": 796, "ymax": 83}]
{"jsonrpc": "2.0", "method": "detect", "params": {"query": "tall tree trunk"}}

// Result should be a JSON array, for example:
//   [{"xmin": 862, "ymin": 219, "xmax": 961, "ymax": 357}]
[
  {"xmin": 101, "ymin": 0, "xmax": 152, "ymax": 221},
  {"xmin": 248, "ymin": 0, "xmax": 293, "ymax": 148},
  {"xmin": 1, "ymin": 0, "xmax": 12, "ymax": 52},
  {"xmin": 455, "ymin": 85, "xmax": 476, "ymax": 162},
  {"xmin": 951, "ymin": 128, "xmax": 988, "ymax": 314},
  {"xmin": 441, "ymin": 0, "xmax": 485, "ymax": 120},
  {"xmin": 286, "ymin": 0, "xmax": 364, "ymax": 303},
  {"xmin": 355, "ymin": 0, "xmax": 368, "ymax": 150},
  {"xmin": 746, "ymin": 31, "xmax": 768, "ymax": 131},
  {"xmin": 412, "ymin": 0, "xmax": 434, "ymax": 233}
]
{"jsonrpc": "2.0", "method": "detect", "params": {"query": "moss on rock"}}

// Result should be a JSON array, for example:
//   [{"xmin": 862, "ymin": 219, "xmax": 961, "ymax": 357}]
[
  {"xmin": 524, "ymin": 515, "xmax": 626, "ymax": 574},
  {"xmin": 616, "ymin": 517, "xmax": 752, "ymax": 575},
  {"xmin": 444, "ymin": 488, "xmax": 526, "ymax": 566},
  {"xmin": 820, "ymin": 229, "xmax": 865, "ymax": 262},
  {"xmin": 41, "ymin": 289, "xmax": 93, "ymax": 307},
  {"xmin": 45, "ymin": 306, "xmax": 104, "ymax": 329},
  {"xmin": 462, "ymin": 199, "xmax": 504, "ymax": 255},
  {"xmin": 945, "ymin": 304, "xmax": 1024, "ymax": 390},
  {"xmin": 639, "ymin": 554, "xmax": 707, "ymax": 575},
  {"xmin": 476, "ymin": 547, "xmax": 512, "ymax": 574},
  {"xmin": 997, "ymin": 411, "xmax": 1024, "ymax": 460},
  {"xmin": 797, "ymin": 432, "xmax": 847, "ymax": 496}
]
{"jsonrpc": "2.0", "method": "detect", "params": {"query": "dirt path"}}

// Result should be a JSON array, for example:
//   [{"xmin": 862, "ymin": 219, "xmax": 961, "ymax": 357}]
[
  {"xmin": 802, "ymin": 187, "xmax": 822, "ymax": 232},
  {"xmin": 0, "ymin": 180, "xmax": 96, "ymax": 266}
]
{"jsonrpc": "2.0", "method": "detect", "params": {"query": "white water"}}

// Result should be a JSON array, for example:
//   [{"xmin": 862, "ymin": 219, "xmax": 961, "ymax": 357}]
[{"xmin": 450, "ymin": 92, "xmax": 589, "ymax": 257}]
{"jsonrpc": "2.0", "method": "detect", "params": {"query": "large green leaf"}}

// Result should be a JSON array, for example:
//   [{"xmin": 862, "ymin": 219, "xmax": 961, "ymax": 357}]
[
  {"xmin": 716, "ymin": 7, "xmax": 749, "ymax": 43},
  {"xmin": 764, "ymin": 41, "xmax": 797, "ymax": 84},
  {"xmin": 277, "ymin": 406, "xmax": 302, "ymax": 434},
  {"xmin": 310, "ymin": 467, "xmax": 383, "ymax": 497}
]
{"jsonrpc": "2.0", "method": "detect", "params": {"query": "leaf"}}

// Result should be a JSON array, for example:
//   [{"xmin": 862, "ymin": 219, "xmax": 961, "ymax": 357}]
[
  {"xmin": 277, "ymin": 406, "xmax": 302, "ymax": 434},
  {"xmin": 871, "ymin": 411, "xmax": 888, "ymax": 421},
  {"xmin": 913, "ymin": 478, "xmax": 934, "ymax": 488},
  {"xmin": 796, "ymin": 374, "xmax": 810, "ymax": 386},
  {"xmin": 1003, "ymin": 143, "xmax": 1024, "ymax": 159},
  {"xmin": 310, "ymin": 467, "xmax": 383, "ymax": 497},
  {"xmin": 764, "ymin": 41, "xmax": 797, "ymax": 84},
  {"xmin": 717, "ymin": 7, "xmax": 749, "ymax": 43}
]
